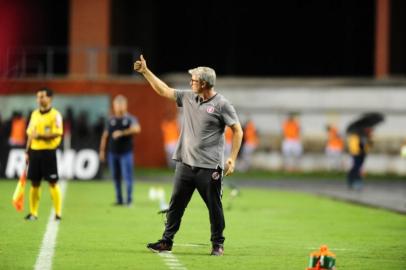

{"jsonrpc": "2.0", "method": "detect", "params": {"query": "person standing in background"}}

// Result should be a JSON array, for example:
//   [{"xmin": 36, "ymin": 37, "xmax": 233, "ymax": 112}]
[
  {"xmin": 281, "ymin": 113, "xmax": 302, "ymax": 171},
  {"xmin": 99, "ymin": 95, "xmax": 141, "ymax": 206},
  {"xmin": 161, "ymin": 115, "xmax": 180, "ymax": 168},
  {"xmin": 346, "ymin": 128, "xmax": 373, "ymax": 190},
  {"xmin": 9, "ymin": 111, "xmax": 26, "ymax": 147},
  {"xmin": 325, "ymin": 124, "xmax": 344, "ymax": 171},
  {"xmin": 238, "ymin": 119, "xmax": 259, "ymax": 171}
]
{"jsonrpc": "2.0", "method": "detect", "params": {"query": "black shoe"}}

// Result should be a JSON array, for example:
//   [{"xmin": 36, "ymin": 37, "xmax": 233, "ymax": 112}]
[
  {"xmin": 147, "ymin": 240, "xmax": 173, "ymax": 253},
  {"xmin": 211, "ymin": 244, "xmax": 224, "ymax": 256},
  {"xmin": 24, "ymin": 213, "xmax": 38, "ymax": 221},
  {"xmin": 55, "ymin": 215, "xmax": 62, "ymax": 221}
]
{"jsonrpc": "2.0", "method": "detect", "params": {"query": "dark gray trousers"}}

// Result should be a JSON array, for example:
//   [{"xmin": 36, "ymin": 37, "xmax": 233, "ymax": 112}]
[{"xmin": 162, "ymin": 162, "xmax": 225, "ymax": 245}]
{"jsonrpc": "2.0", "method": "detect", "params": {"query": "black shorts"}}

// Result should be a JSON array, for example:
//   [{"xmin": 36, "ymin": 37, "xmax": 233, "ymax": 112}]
[{"xmin": 28, "ymin": 150, "xmax": 59, "ymax": 184}]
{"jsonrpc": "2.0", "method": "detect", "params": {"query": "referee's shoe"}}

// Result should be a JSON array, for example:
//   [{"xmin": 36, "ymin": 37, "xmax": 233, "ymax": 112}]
[{"xmin": 24, "ymin": 213, "xmax": 38, "ymax": 221}]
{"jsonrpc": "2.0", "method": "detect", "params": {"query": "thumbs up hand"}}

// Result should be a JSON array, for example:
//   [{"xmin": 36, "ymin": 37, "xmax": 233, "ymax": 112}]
[{"xmin": 134, "ymin": 54, "xmax": 147, "ymax": 74}]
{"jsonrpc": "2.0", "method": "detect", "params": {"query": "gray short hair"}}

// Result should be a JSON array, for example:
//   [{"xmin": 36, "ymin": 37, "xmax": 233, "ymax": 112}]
[
  {"xmin": 113, "ymin": 95, "xmax": 127, "ymax": 104},
  {"xmin": 188, "ymin": 66, "xmax": 216, "ymax": 87}
]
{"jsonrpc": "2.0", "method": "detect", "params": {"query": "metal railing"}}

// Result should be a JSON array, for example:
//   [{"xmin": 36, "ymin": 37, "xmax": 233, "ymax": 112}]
[{"xmin": 2, "ymin": 46, "xmax": 140, "ymax": 79}]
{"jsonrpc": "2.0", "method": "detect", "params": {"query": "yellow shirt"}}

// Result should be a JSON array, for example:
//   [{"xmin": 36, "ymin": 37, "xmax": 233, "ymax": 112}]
[
  {"xmin": 27, "ymin": 108, "xmax": 63, "ymax": 150},
  {"xmin": 347, "ymin": 133, "xmax": 369, "ymax": 155}
]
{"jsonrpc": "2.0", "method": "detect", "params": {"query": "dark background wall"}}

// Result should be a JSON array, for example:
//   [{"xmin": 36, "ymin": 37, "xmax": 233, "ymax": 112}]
[
  {"xmin": 112, "ymin": 1, "xmax": 376, "ymax": 76},
  {"xmin": 0, "ymin": 0, "xmax": 69, "ymax": 75},
  {"xmin": 1, "ymin": 0, "xmax": 406, "ymax": 76},
  {"xmin": 391, "ymin": 0, "xmax": 406, "ymax": 75}
]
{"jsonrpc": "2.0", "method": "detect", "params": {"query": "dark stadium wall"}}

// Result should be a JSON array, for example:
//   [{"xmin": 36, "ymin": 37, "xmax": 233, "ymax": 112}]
[
  {"xmin": 390, "ymin": 0, "xmax": 406, "ymax": 75},
  {"xmin": 4, "ymin": 1, "xmax": 406, "ymax": 77},
  {"xmin": 0, "ymin": 79, "xmax": 176, "ymax": 167},
  {"xmin": 110, "ymin": 1, "xmax": 376, "ymax": 76}
]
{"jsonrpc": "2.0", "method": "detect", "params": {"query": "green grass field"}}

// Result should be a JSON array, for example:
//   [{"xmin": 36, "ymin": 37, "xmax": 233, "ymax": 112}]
[{"xmin": 1, "ymin": 179, "xmax": 405, "ymax": 270}]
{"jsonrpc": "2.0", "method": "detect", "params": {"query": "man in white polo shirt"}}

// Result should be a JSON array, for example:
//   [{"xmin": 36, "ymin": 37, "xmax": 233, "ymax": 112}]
[{"xmin": 134, "ymin": 55, "xmax": 243, "ymax": 256}]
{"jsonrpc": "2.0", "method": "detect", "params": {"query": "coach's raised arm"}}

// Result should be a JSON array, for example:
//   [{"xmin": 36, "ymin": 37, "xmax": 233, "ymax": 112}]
[{"xmin": 133, "ymin": 54, "xmax": 176, "ymax": 100}]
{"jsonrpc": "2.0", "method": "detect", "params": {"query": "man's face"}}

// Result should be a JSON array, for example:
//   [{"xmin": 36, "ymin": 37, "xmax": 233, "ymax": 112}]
[
  {"xmin": 37, "ymin": 91, "xmax": 51, "ymax": 108},
  {"xmin": 190, "ymin": 75, "xmax": 203, "ymax": 94},
  {"xmin": 113, "ymin": 101, "xmax": 127, "ymax": 115}
]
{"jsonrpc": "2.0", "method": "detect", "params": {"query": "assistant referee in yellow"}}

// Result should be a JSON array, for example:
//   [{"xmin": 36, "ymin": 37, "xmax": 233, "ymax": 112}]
[{"xmin": 25, "ymin": 88, "xmax": 63, "ymax": 221}]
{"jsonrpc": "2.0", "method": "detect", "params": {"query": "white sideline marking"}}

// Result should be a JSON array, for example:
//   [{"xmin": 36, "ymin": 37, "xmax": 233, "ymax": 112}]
[
  {"xmin": 34, "ymin": 180, "xmax": 68, "ymax": 270},
  {"xmin": 173, "ymin": 243, "xmax": 207, "ymax": 247},
  {"xmin": 158, "ymin": 252, "xmax": 187, "ymax": 270}
]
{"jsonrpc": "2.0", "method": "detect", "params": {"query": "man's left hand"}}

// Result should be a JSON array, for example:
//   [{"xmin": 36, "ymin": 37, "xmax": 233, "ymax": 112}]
[
  {"xmin": 112, "ymin": 130, "xmax": 124, "ymax": 139},
  {"xmin": 225, "ymin": 158, "xmax": 235, "ymax": 176}
]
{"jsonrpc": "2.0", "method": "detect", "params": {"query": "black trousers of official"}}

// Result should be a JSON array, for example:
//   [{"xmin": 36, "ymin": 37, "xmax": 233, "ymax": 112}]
[{"xmin": 162, "ymin": 162, "xmax": 225, "ymax": 245}]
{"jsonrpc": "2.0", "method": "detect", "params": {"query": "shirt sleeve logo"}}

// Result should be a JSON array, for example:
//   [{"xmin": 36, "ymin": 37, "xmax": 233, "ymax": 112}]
[
  {"xmin": 206, "ymin": 106, "xmax": 215, "ymax": 114},
  {"xmin": 55, "ymin": 114, "xmax": 63, "ymax": 129}
]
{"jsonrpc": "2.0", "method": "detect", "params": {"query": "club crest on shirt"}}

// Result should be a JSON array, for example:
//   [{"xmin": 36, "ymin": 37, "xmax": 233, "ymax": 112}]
[
  {"xmin": 212, "ymin": 171, "xmax": 220, "ymax": 181},
  {"xmin": 206, "ymin": 106, "xmax": 215, "ymax": 113}
]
